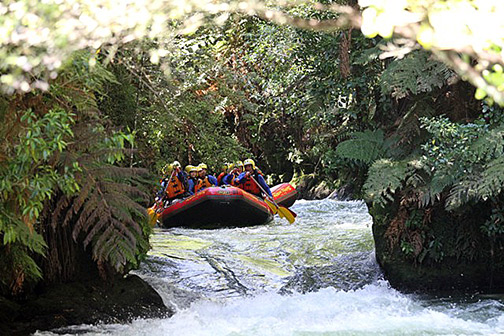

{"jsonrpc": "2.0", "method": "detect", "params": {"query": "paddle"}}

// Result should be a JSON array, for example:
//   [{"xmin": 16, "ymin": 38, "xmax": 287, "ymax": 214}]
[
  {"xmin": 147, "ymin": 168, "xmax": 176, "ymax": 226},
  {"xmin": 146, "ymin": 206, "xmax": 159, "ymax": 227},
  {"xmin": 249, "ymin": 175, "xmax": 296, "ymax": 224}
]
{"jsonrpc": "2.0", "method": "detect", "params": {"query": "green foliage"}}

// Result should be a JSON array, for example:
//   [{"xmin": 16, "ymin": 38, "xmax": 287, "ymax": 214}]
[
  {"xmin": 364, "ymin": 159, "xmax": 414, "ymax": 207},
  {"xmin": 419, "ymin": 115, "xmax": 504, "ymax": 211},
  {"xmin": 0, "ymin": 51, "xmax": 153, "ymax": 295},
  {"xmin": 380, "ymin": 50, "xmax": 455, "ymax": 99},
  {"xmin": 0, "ymin": 244, "xmax": 44, "ymax": 294},
  {"xmin": 53, "ymin": 122, "xmax": 152, "ymax": 273},
  {"xmin": 424, "ymin": 239, "xmax": 444, "ymax": 263},
  {"xmin": 481, "ymin": 206, "xmax": 504, "ymax": 237},
  {"xmin": 335, "ymin": 129, "xmax": 386, "ymax": 165},
  {"xmin": 360, "ymin": 0, "xmax": 504, "ymax": 105},
  {"xmin": 400, "ymin": 240, "xmax": 414, "ymax": 257},
  {"xmin": 0, "ymin": 107, "xmax": 76, "ymax": 294}
]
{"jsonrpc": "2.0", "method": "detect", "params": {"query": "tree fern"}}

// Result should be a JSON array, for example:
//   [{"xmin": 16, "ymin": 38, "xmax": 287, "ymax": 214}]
[
  {"xmin": 48, "ymin": 120, "xmax": 152, "ymax": 275},
  {"xmin": 447, "ymin": 157, "xmax": 504, "ymax": 210},
  {"xmin": 1, "ymin": 51, "xmax": 153, "ymax": 294},
  {"xmin": 335, "ymin": 129, "xmax": 386, "ymax": 165},
  {"xmin": 380, "ymin": 50, "xmax": 455, "ymax": 99},
  {"xmin": 419, "ymin": 114, "xmax": 504, "ymax": 211},
  {"xmin": 470, "ymin": 126, "xmax": 504, "ymax": 161},
  {"xmin": 364, "ymin": 159, "xmax": 414, "ymax": 207},
  {"xmin": 418, "ymin": 172, "xmax": 455, "ymax": 208}
]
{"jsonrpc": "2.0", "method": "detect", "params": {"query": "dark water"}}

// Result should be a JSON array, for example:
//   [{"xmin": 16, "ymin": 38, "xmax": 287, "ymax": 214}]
[{"xmin": 35, "ymin": 200, "xmax": 504, "ymax": 336}]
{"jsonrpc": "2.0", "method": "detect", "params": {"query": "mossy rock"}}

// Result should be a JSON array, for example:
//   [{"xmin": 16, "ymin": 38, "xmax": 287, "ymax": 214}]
[
  {"xmin": 5, "ymin": 274, "xmax": 172, "ymax": 335},
  {"xmin": 371, "ymin": 201, "xmax": 504, "ymax": 292}
]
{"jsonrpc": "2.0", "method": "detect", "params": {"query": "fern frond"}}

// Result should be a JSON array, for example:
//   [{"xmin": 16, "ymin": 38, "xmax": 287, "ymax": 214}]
[
  {"xmin": 336, "ymin": 129, "xmax": 385, "ymax": 165},
  {"xmin": 476, "ymin": 156, "xmax": 504, "ymax": 199},
  {"xmin": 446, "ymin": 175, "xmax": 481, "ymax": 210},
  {"xmin": 470, "ymin": 126, "xmax": 504, "ymax": 161},
  {"xmin": 364, "ymin": 159, "xmax": 414, "ymax": 207},
  {"xmin": 446, "ymin": 156, "xmax": 504, "ymax": 210},
  {"xmin": 381, "ymin": 50, "xmax": 455, "ymax": 99}
]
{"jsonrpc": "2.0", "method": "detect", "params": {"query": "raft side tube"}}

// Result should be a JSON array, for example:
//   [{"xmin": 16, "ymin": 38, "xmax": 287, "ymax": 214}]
[
  {"xmin": 160, "ymin": 186, "xmax": 273, "ymax": 229},
  {"xmin": 271, "ymin": 183, "xmax": 298, "ymax": 208}
]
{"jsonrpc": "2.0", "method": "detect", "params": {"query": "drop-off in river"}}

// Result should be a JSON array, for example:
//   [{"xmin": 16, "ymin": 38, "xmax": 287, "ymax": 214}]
[{"xmin": 36, "ymin": 199, "xmax": 504, "ymax": 335}]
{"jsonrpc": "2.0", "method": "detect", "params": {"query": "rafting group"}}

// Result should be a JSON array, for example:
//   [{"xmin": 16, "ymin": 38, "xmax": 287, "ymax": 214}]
[{"xmin": 147, "ymin": 159, "xmax": 298, "ymax": 229}]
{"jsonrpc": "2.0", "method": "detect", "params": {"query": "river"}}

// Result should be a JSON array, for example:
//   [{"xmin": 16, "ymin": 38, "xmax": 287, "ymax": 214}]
[{"xmin": 36, "ymin": 199, "xmax": 504, "ymax": 335}]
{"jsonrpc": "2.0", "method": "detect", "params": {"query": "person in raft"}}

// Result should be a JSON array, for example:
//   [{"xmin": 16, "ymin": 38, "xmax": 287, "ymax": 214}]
[
  {"xmin": 163, "ymin": 161, "xmax": 188, "ymax": 205},
  {"xmin": 223, "ymin": 161, "xmax": 244, "ymax": 186},
  {"xmin": 236, "ymin": 158, "xmax": 272, "ymax": 198},
  {"xmin": 194, "ymin": 163, "xmax": 218, "ymax": 193},
  {"xmin": 185, "ymin": 165, "xmax": 199, "ymax": 195},
  {"xmin": 217, "ymin": 162, "xmax": 229, "ymax": 186},
  {"xmin": 156, "ymin": 163, "xmax": 172, "ymax": 198}
]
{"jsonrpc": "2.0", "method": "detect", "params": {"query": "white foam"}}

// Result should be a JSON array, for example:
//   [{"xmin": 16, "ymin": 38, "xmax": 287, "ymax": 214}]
[{"xmin": 37, "ymin": 281, "xmax": 503, "ymax": 336}]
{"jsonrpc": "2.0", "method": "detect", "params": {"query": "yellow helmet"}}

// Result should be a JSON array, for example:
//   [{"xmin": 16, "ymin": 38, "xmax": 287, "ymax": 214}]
[
  {"xmin": 185, "ymin": 165, "xmax": 194, "ymax": 173},
  {"xmin": 198, "ymin": 163, "xmax": 208, "ymax": 170},
  {"xmin": 190, "ymin": 166, "xmax": 198, "ymax": 173},
  {"xmin": 221, "ymin": 163, "xmax": 228, "ymax": 171},
  {"xmin": 227, "ymin": 163, "xmax": 235, "ymax": 172},
  {"xmin": 244, "ymin": 158, "xmax": 255, "ymax": 170},
  {"xmin": 236, "ymin": 161, "xmax": 244, "ymax": 168},
  {"xmin": 162, "ymin": 163, "xmax": 173, "ymax": 175}
]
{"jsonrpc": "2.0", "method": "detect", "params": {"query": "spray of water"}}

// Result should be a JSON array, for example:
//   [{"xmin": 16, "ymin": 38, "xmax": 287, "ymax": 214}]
[{"xmin": 34, "ymin": 200, "xmax": 504, "ymax": 336}]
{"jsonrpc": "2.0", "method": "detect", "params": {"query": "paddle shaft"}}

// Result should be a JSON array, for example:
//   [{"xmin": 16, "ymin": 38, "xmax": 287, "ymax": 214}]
[
  {"xmin": 249, "ymin": 174, "xmax": 297, "ymax": 220},
  {"xmin": 153, "ymin": 168, "xmax": 177, "ymax": 211},
  {"xmin": 248, "ymin": 174, "xmax": 292, "ymax": 214},
  {"xmin": 248, "ymin": 174, "xmax": 274, "ymax": 201}
]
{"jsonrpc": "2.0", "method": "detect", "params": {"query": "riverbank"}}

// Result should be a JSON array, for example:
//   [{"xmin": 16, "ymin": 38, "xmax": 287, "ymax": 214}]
[
  {"xmin": 1, "ymin": 274, "xmax": 172, "ymax": 336},
  {"xmin": 292, "ymin": 174, "xmax": 356, "ymax": 201}
]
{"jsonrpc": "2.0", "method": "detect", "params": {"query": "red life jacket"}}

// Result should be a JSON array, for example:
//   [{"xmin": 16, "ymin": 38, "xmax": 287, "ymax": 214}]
[
  {"xmin": 195, "ymin": 176, "xmax": 213, "ymax": 193},
  {"xmin": 165, "ymin": 175, "xmax": 185, "ymax": 199},
  {"xmin": 217, "ymin": 172, "xmax": 226, "ymax": 185},
  {"xmin": 230, "ymin": 172, "xmax": 241, "ymax": 186},
  {"xmin": 240, "ymin": 172, "xmax": 261, "ymax": 196}
]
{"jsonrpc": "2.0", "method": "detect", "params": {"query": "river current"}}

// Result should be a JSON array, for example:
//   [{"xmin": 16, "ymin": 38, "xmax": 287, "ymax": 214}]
[{"xmin": 36, "ymin": 199, "xmax": 504, "ymax": 335}]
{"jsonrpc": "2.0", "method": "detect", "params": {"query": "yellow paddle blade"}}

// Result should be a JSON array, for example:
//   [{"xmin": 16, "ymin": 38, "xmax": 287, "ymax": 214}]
[
  {"xmin": 147, "ymin": 207, "xmax": 158, "ymax": 227},
  {"xmin": 264, "ymin": 198, "xmax": 278, "ymax": 214},
  {"xmin": 278, "ymin": 206, "xmax": 295, "ymax": 224}
]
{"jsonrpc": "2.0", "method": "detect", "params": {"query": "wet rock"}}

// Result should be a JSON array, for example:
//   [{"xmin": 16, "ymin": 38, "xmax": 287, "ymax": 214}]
[
  {"xmin": 312, "ymin": 181, "xmax": 332, "ymax": 200},
  {"xmin": 371, "ymin": 200, "xmax": 504, "ymax": 292},
  {"xmin": 4, "ymin": 274, "xmax": 172, "ymax": 335},
  {"xmin": 294, "ymin": 175, "xmax": 333, "ymax": 200},
  {"xmin": 293, "ymin": 174, "xmax": 357, "ymax": 200},
  {"xmin": 280, "ymin": 252, "xmax": 382, "ymax": 294},
  {"xmin": 328, "ymin": 184, "xmax": 355, "ymax": 201}
]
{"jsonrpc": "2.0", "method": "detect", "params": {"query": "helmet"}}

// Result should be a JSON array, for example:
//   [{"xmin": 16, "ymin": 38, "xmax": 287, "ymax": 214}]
[
  {"xmin": 190, "ymin": 166, "xmax": 198, "ymax": 173},
  {"xmin": 198, "ymin": 163, "xmax": 208, "ymax": 170},
  {"xmin": 236, "ymin": 161, "xmax": 244, "ymax": 168},
  {"xmin": 221, "ymin": 163, "xmax": 228, "ymax": 171},
  {"xmin": 227, "ymin": 163, "xmax": 235, "ymax": 172},
  {"xmin": 172, "ymin": 161, "xmax": 181, "ymax": 168},
  {"xmin": 243, "ymin": 158, "xmax": 255, "ymax": 170},
  {"xmin": 162, "ymin": 163, "xmax": 173, "ymax": 175},
  {"xmin": 185, "ymin": 165, "xmax": 194, "ymax": 173}
]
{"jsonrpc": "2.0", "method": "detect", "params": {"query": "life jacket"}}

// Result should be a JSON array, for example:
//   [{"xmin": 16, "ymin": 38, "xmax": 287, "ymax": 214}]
[
  {"xmin": 240, "ymin": 171, "xmax": 261, "ymax": 196},
  {"xmin": 165, "ymin": 174, "xmax": 185, "ymax": 199},
  {"xmin": 230, "ymin": 172, "xmax": 241, "ymax": 186},
  {"xmin": 188, "ymin": 177, "xmax": 198, "ymax": 193},
  {"xmin": 195, "ymin": 176, "xmax": 213, "ymax": 193},
  {"xmin": 217, "ymin": 172, "xmax": 226, "ymax": 185}
]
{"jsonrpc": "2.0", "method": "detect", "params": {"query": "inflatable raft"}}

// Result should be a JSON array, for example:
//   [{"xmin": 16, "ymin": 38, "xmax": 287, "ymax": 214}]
[
  {"xmin": 159, "ymin": 183, "xmax": 297, "ymax": 229},
  {"xmin": 271, "ymin": 183, "xmax": 298, "ymax": 208}
]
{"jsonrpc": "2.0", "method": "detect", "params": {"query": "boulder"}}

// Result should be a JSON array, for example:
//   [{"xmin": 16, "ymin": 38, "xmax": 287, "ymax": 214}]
[{"xmin": 4, "ymin": 274, "xmax": 172, "ymax": 335}]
